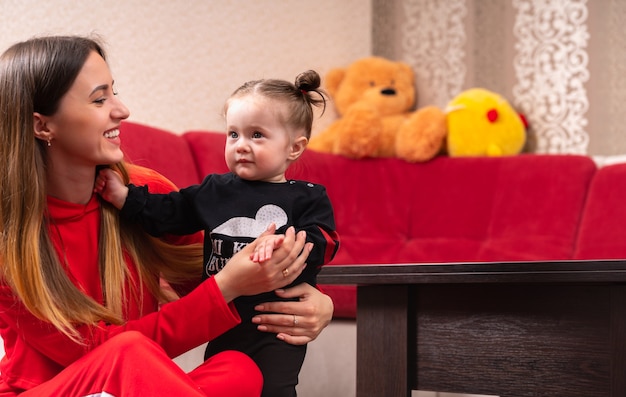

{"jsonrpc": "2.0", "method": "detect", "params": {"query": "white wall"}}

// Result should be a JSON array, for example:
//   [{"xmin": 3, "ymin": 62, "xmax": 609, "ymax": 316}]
[{"xmin": 0, "ymin": 0, "xmax": 371, "ymax": 134}]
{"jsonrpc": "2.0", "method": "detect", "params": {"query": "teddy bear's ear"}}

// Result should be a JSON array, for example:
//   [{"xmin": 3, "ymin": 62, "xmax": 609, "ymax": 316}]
[{"xmin": 325, "ymin": 68, "xmax": 346, "ymax": 97}]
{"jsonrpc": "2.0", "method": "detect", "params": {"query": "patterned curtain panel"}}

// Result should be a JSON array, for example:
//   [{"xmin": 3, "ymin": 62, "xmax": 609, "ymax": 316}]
[{"xmin": 512, "ymin": 0, "xmax": 589, "ymax": 154}]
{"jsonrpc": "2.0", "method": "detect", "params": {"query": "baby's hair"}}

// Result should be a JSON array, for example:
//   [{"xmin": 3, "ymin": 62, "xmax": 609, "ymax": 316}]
[{"xmin": 226, "ymin": 70, "xmax": 327, "ymax": 139}]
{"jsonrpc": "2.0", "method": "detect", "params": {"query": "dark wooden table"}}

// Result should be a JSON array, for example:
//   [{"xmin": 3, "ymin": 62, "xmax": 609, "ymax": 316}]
[{"xmin": 317, "ymin": 260, "xmax": 626, "ymax": 397}]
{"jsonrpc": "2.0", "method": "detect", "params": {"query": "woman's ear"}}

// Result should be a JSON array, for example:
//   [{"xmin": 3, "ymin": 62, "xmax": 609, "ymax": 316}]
[
  {"xmin": 288, "ymin": 136, "xmax": 308, "ymax": 160},
  {"xmin": 33, "ymin": 112, "xmax": 52, "ymax": 143}
]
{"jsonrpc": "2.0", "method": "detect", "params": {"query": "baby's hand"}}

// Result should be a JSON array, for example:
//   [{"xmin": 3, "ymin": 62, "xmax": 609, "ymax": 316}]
[
  {"xmin": 94, "ymin": 168, "xmax": 129, "ymax": 209},
  {"xmin": 251, "ymin": 234, "xmax": 285, "ymax": 263}
]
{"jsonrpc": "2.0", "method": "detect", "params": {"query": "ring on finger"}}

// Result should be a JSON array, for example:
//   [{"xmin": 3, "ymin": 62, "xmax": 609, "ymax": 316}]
[
  {"xmin": 282, "ymin": 268, "xmax": 289, "ymax": 278},
  {"xmin": 293, "ymin": 314, "xmax": 298, "ymax": 325}
]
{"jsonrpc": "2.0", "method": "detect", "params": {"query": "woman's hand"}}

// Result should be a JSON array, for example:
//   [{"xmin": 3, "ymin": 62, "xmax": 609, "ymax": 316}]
[
  {"xmin": 214, "ymin": 225, "xmax": 312, "ymax": 303},
  {"xmin": 252, "ymin": 283, "xmax": 334, "ymax": 345}
]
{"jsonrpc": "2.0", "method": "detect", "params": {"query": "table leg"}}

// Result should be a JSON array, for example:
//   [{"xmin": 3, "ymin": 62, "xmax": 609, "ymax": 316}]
[{"xmin": 356, "ymin": 285, "xmax": 413, "ymax": 397}]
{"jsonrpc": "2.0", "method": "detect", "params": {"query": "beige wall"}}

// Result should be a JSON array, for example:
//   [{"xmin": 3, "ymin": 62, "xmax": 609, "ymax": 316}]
[
  {"xmin": 5, "ymin": 0, "xmax": 621, "ymax": 157},
  {"xmin": 0, "ymin": 0, "xmax": 371, "ymax": 135}
]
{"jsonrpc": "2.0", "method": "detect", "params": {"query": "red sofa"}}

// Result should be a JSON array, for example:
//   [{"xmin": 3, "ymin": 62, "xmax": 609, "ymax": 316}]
[{"xmin": 120, "ymin": 121, "xmax": 626, "ymax": 318}]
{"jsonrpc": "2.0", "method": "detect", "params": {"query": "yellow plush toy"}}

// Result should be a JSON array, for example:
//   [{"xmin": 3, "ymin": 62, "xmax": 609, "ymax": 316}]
[
  {"xmin": 446, "ymin": 88, "xmax": 526, "ymax": 157},
  {"xmin": 308, "ymin": 56, "xmax": 447, "ymax": 162}
]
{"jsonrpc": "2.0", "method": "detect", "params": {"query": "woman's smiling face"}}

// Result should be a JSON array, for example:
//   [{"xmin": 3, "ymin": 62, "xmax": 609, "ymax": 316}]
[{"xmin": 38, "ymin": 50, "xmax": 130, "ymax": 171}]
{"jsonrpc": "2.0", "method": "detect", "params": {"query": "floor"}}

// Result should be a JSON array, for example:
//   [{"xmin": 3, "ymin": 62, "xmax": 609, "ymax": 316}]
[{"xmin": 173, "ymin": 320, "xmax": 356, "ymax": 396}]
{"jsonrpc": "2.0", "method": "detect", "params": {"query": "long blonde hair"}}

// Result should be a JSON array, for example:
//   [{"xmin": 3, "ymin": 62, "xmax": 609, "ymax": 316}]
[{"xmin": 0, "ymin": 36, "xmax": 202, "ymax": 342}]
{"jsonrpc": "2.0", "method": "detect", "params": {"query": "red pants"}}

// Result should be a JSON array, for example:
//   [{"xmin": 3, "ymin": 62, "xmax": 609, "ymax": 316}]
[{"xmin": 21, "ymin": 331, "xmax": 262, "ymax": 397}]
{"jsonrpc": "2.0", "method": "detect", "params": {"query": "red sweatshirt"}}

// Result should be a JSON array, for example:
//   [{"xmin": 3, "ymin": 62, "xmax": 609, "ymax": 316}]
[{"xmin": 0, "ymin": 166, "xmax": 239, "ymax": 395}]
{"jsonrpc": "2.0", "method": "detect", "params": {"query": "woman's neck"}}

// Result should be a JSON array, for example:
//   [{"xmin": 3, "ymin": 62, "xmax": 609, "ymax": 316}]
[{"xmin": 46, "ymin": 166, "xmax": 97, "ymax": 205}]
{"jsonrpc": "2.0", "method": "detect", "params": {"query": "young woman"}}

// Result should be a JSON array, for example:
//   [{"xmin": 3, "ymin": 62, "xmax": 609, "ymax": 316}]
[{"xmin": 0, "ymin": 35, "xmax": 333, "ymax": 396}]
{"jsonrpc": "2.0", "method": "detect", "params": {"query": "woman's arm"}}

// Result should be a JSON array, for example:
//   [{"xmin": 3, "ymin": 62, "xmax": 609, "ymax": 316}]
[
  {"xmin": 0, "ymin": 226, "xmax": 313, "ymax": 365},
  {"xmin": 252, "ymin": 283, "xmax": 334, "ymax": 345}
]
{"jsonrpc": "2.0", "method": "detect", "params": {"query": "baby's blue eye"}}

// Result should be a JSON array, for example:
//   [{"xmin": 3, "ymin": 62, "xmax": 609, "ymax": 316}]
[{"xmin": 253, "ymin": 131, "xmax": 263, "ymax": 139}]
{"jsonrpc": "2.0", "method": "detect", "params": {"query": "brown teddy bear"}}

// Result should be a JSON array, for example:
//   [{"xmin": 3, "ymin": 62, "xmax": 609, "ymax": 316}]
[{"xmin": 308, "ymin": 56, "xmax": 447, "ymax": 162}]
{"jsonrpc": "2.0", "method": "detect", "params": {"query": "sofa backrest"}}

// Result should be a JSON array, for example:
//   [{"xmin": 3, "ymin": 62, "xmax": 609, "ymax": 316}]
[
  {"xmin": 183, "ymin": 131, "xmax": 230, "ymax": 175},
  {"xmin": 120, "ymin": 121, "xmax": 202, "ymax": 187},
  {"xmin": 180, "ymin": 129, "xmax": 599, "ymax": 265},
  {"xmin": 120, "ymin": 123, "xmax": 604, "ymax": 265}
]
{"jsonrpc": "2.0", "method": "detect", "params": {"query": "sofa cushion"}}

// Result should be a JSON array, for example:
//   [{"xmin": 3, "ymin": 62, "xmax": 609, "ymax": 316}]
[
  {"xmin": 398, "ymin": 154, "xmax": 597, "ymax": 263},
  {"xmin": 574, "ymin": 162, "xmax": 626, "ymax": 259},
  {"xmin": 120, "ymin": 121, "xmax": 201, "ymax": 188},
  {"xmin": 183, "ymin": 131, "xmax": 231, "ymax": 175},
  {"xmin": 287, "ymin": 152, "xmax": 412, "ymax": 264}
]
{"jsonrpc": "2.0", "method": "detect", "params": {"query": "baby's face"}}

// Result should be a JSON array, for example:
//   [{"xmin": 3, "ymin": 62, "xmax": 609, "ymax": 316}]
[{"xmin": 224, "ymin": 95, "xmax": 298, "ymax": 183}]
